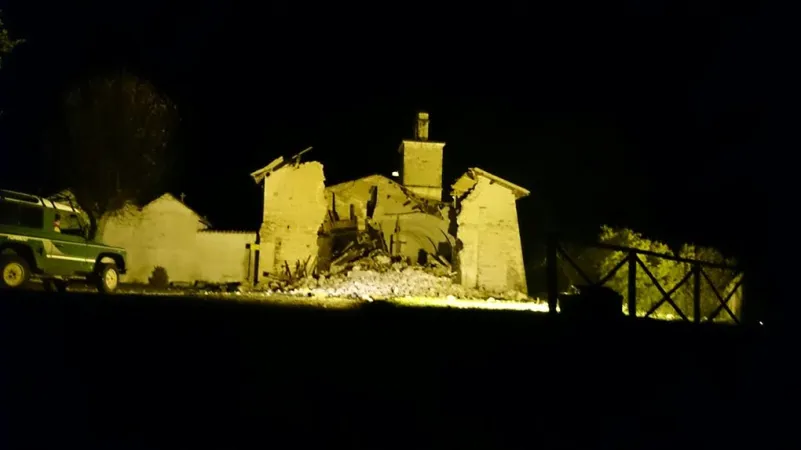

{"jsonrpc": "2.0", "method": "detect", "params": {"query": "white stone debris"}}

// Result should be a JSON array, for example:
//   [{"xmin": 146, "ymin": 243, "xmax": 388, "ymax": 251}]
[{"xmin": 261, "ymin": 253, "xmax": 531, "ymax": 302}]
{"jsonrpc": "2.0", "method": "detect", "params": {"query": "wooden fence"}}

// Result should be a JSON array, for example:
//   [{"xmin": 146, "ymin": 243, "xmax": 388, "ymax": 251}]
[{"xmin": 545, "ymin": 236, "xmax": 745, "ymax": 324}]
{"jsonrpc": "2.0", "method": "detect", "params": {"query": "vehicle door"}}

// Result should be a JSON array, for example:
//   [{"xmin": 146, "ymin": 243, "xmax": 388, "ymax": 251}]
[{"xmin": 45, "ymin": 212, "xmax": 94, "ymax": 275}]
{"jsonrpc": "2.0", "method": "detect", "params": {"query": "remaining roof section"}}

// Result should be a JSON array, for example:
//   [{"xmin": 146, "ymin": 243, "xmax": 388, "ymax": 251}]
[
  {"xmin": 327, "ymin": 174, "xmax": 445, "ymax": 206},
  {"xmin": 325, "ymin": 173, "xmax": 398, "ymax": 192},
  {"xmin": 251, "ymin": 147, "xmax": 313, "ymax": 184},
  {"xmin": 250, "ymin": 156, "xmax": 285, "ymax": 184},
  {"xmin": 325, "ymin": 174, "xmax": 448, "ymax": 220},
  {"xmin": 451, "ymin": 168, "xmax": 530, "ymax": 200}
]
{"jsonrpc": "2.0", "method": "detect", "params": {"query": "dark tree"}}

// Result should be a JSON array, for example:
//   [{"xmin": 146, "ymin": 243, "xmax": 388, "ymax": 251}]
[
  {"xmin": 0, "ymin": 10, "xmax": 25, "ymax": 69},
  {"xmin": 0, "ymin": 10, "xmax": 25, "ymax": 120},
  {"xmin": 54, "ymin": 70, "xmax": 179, "ymax": 237}
]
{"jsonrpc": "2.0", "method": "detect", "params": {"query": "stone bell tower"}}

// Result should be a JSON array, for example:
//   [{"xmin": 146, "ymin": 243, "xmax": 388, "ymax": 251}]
[{"xmin": 397, "ymin": 112, "xmax": 446, "ymax": 202}]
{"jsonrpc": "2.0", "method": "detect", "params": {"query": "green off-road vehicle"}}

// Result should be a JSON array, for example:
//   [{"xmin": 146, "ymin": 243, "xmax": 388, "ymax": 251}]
[{"xmin": 0, "ymin": 189, "xmax": 127, "ymax": 293}]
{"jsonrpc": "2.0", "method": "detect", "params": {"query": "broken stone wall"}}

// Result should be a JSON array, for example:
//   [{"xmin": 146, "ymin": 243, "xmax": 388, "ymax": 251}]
[
  {"xmin": 324, "ymin": 175, "xmax": 454, "ymax": 266},
  {"xmin": 260, "ymin": 162, "xmax": 327, "ymax": 278},
  {"xmin": 386, "ymin": 213, "xmax": 454, "ymax": 265},
  {"xmin": 456, "ymin": 177, "xmax": 528, "ymax": 295}
]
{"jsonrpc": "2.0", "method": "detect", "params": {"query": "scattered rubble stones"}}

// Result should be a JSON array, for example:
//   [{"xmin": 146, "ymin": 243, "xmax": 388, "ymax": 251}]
[{"xmin": 258, "ymin": 253, "xmax": 531, "ymax": 302}]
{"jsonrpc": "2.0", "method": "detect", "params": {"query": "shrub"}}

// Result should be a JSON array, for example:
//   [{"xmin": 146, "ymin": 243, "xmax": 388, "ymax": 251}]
[{"xmin": 149, "ymin": 266, "xmax": 169, "ymax": 289}]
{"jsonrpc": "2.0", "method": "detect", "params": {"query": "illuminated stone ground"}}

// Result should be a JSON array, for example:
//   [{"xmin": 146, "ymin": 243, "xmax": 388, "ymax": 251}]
[
  {"xmin": 28, "ymin": 280, "xmax": 742, "ymax": 325},
  {"xmin": 30, "ymin": 280, "xmax": 725, "ymax": 322},
  {"xmin": 54, "ymin": 282, "xmax": 553, "ymax": 313}
]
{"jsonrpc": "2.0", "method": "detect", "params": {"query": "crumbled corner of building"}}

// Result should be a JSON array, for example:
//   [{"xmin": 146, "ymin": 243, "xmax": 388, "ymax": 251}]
[{"xmin": 256, "ymin": 159, "xmax": 327, "ymax": 283}]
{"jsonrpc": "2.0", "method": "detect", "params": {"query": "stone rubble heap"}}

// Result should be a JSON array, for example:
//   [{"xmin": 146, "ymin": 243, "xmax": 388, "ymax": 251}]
[{"xmin": 260, "ymin": 253, "xmax": 530, "ymax": 302}]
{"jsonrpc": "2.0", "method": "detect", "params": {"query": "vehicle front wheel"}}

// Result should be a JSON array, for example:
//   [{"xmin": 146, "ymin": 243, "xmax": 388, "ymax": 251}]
[
  {"xmin": 95, "ymin": 263, "xmax": 120, "ymax": 294},
  {"xmin": 1, "ymin": 255, "xmax": 31, "ymax": 289}
]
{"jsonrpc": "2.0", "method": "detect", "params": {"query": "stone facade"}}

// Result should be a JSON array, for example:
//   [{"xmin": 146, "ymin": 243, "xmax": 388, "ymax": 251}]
[
  {"xmin": 398, "ymin": 140, "xmax": 446, "ymax": 202},
  {"xmin": 98, "ymin": 193, "xmax": 256, "ymax": 284},
  {"xmin": 195, "ymin": 231, "xmax": 255, "ymax": 283},
  {"xmin": 249, "ymin": 113, "xmax": 530, "ymax": 296},
  {"xmin": 258, "ymin": 161, "xmax": 327, "ymax": 278},
  {"xmin": 454, "ymin": 174, "xmax": 529, "ymax": 295}
]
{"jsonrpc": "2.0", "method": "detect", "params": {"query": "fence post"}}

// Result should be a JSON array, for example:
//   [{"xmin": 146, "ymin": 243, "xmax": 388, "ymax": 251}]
[
  {"xmin": 628, "ymin": 252, "xmax": 636, "ymax": 317},
  {"xmin": 546, "ymin": 234, "xmax": 558, "ymax": 314},
  {"xmin": 693, "ymin": 263, "xmax": 701, "ymax": 323},
  {"xmin": 738, "ymin": 273, "xmax": 749, "ymax": 325}
]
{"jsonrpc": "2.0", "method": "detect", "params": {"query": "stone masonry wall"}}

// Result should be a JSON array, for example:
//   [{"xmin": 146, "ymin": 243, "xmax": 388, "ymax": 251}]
[
  {"xmin": 260, "ymin": 162, "xmax": 327, "ymax": 278},
  {"xmin": 456, "ymin": 177, "xmax": 528, "ymax": 294},
  {"xmin": 99, "ymin": 195, "xmax": 256, "ymax": 285},
  {"xmin": 99, "ymin": 195, "xmax": 204, "ymax": 283},
  {"xmin": 195, "ymin": 231, "xmax": 255, "ymax": 283},
  {"xmin": 399, "ymin": 140, "xmax": 445, "ymax": 202}
]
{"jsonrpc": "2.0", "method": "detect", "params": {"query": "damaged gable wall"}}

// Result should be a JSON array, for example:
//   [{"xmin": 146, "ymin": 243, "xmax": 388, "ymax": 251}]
[
  {"xmin": 260, "ymin": 161, "xmax": 327, "ymax": 278},
  {"xmin": 456, "ymin": 177, "xmax": 528, "ymax": 295},
  {"xmin": 324, "ymin": 175, "xmax": 454, "ymax": 266}
]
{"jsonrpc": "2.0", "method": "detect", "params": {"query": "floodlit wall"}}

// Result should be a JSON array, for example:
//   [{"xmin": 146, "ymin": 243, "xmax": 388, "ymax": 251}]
[
  {"xmin": 260, "ymin": 161, "xmax": 327, "ymax": 278},
  {"xmin": 99, "ymin": 194, "xmax": 255, "ymax": 284},
  {"xmin": 399, "ymin": 140, "xmax": 445, "ymax": 202},
  {"xmin": 456, "ymin": 177, "xmax": 528, "ymax": 294},
  {"xmin": 196, "ymin": 231, "xmax": 255, "ymax": 283}
]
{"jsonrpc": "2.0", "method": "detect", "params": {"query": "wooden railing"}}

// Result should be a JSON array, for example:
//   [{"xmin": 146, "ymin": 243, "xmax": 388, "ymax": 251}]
[{"xmin": 545, "ymin": 236, "xmax": 745, "ymax": 324}]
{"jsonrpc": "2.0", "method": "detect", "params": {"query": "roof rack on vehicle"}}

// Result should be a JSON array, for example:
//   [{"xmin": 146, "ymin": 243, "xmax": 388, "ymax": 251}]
[
  {"xmin": 0, "ymin": 189, "xmax": 42, "ymax": 205},
  {"xmin": 48, "ymin": 192, "xmax": 82, "ymax": 212}
]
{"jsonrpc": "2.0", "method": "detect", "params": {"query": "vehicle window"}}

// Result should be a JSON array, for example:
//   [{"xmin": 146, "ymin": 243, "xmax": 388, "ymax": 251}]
[
  {"xmin": 0, "ymin": 202, "xmax": 18, "ymax": 225},
  {"xmin": 0, "ymin": 202, "xmax": 44, "ymax": 229},
  {"xmin": 60, "ymin": 213, "xmax": 84, "ymax": 236},
  {"xmin": 18, "ymin": 205, "xmax": 44, "ymax": 228}
]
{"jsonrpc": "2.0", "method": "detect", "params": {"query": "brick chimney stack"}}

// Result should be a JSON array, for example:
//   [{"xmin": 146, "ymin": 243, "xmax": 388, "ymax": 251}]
[{"xmin": 414, "ymin": 111, "xmax": 430, "ymax": 141}]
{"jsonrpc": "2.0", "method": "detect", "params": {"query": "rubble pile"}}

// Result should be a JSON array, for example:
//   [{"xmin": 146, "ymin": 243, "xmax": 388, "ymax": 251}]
[
  {"xmin": 260, "ymin": 251, "xmax": 529, "ymax": 302},
  {"xmin": 287, "ymin": 267, "xmax": 460, "ymax": 301}
]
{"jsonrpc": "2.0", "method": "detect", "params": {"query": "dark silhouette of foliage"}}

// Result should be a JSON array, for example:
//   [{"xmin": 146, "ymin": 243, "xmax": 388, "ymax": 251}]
[
  {"xmin": 0, "ymin": 10, "xmax": 25, "ymax": 69},
  {"xmin": 53, "ymin": 70, "xmax": 179, "ymax": 238}
]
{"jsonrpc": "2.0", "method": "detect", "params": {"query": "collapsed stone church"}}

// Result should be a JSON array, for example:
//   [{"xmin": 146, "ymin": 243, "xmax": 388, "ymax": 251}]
[
  {"xmin": 94, "ymin": 112, "xmax": 530, "ymax": 296},
  {"xmin": 251, "ymin": 112, "xmax": 530, "ymax": 295}
]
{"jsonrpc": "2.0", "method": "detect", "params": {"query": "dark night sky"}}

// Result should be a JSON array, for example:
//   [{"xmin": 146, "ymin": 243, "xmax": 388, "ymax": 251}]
[{"xmin": 0, "ymin": 1, "xmax": 792, "ymax": 268}]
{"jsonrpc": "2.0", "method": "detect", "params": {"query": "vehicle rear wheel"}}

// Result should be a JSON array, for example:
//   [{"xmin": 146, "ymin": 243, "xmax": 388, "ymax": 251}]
[
  {"xmin": 0, "ymin": 255, "xmax": 31, "ymax": 289},
  {"xmin": 95, "ymin": 263, "xmax": 120, "ymax": 294},
  {"xmin": 43, "ymin": 278, "xmax": 69, "ymax": 293}
]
